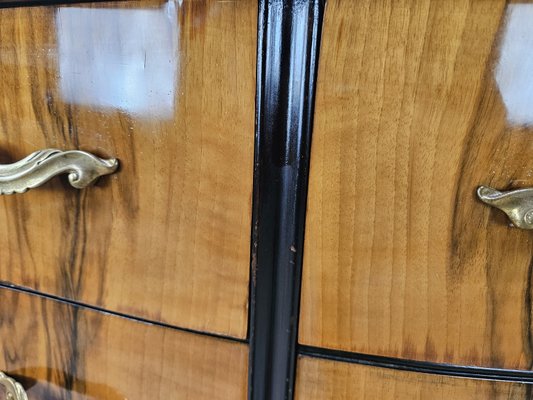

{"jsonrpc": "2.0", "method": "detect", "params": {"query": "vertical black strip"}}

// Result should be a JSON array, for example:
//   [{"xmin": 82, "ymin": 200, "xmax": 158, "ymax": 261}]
[{"xmin": 248, "ymin": 1, "xmax": 325, "ymax": 399}]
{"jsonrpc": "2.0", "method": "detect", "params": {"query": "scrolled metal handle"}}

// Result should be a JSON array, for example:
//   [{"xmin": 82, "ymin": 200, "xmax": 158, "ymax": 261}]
[
  {"xmin": 477, "ymin": 185, "xmax": 533, "ymax": 229},
  {"xmin": 0, "ymin": 149, "xmax": 118, "ymax": 195},
  {"xmin": 0, "ymin": 372, "xmax": 28, "ymax": 400}
]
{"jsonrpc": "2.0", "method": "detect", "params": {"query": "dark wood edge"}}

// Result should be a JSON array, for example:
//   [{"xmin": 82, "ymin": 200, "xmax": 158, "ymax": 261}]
[{"xmin": 0, "ymin": 0, "xmax": 129, "ymax": 8}]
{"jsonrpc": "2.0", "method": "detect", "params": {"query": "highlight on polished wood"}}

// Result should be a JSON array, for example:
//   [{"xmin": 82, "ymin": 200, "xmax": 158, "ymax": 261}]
[
  {"xmin": 300, "ymin": 0, "xmax": 533, "ymax": 369},
  {"xmin": 0, "ymin": 288, "xmax": 248, "ymax": 399},
  {"xmin": 0, "ymin": 0, "xmax": 257, "ymax": 338},
  {"xmin": 295, "ymin": 356, "xmax": 532, "ymax": 400}
]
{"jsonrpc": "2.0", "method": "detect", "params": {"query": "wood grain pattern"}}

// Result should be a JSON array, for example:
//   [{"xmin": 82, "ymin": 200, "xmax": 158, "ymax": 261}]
[
  {"xmin": 0, "ymin": 0, "xmax": 256, "ymax": 338},
  {"xmin": 295, "ymin": 356, "xmax": 532, "ymax": 400},
  {"xmin": 300, "ymin": 0, "xmax": 533, "ymax": 369},
  {"xmin": 0, "ymin": 287, "xmax": 248, "ymax": 399}
]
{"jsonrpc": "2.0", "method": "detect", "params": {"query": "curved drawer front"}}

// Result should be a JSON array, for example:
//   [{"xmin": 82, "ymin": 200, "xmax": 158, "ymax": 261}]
[
  {"xmin": 0, "ymin": 0, "xmax": 257, "ymax": 338},
  {"xmin": 300, "ymin": 0, "xmax": 533, "ymax": 369},
  {"xmin": 295, "ymin": 356, "xmax": 531, "ymax": 400},
  {"xmin": 0, "ymin": 288, "xmax": 248, "ymax": 399}
]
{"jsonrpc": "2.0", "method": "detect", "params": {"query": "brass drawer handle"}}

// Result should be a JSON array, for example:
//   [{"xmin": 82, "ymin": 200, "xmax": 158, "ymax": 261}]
[
  {"xmin": 0, "ymin": 149, "xmax": 118, "ymax": 195},
  {"xmin": 477, "ymin": 185, "xmax": 533, "ymax": 229},
  {"xmin": 0, "ymin": 372, "xmax": 28, "ymax": 400}
]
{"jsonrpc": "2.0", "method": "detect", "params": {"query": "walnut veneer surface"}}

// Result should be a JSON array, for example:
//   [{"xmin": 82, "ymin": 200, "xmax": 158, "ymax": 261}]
[
  {"xmin": 0, "ymin": 0, "xmax": 257, "ymax": 338},
  {"xmin": 0, "ymin": 287, "xmax": 248, "ymax": 399},
  {"xmin": 300, "ymin": 0, "xmax": 533, "ymax": 369},
  {"xmin": 295, "ymin": 356, "xmax": 532, "ymax": 400}
]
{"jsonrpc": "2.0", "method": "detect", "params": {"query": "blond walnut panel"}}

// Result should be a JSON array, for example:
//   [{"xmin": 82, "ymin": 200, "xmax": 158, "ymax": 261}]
[
  {"xmin": 0, "ymin": 287, "xmax": 248, "ymax": 399},
  {"xmin": 300, "ymin": 0, "xmax": 533, "ymax": 369},
  {"xmin": 0, "ymin": 0, "xmax": 256, "ymax": 338},
  {"xmin": 295, "ymin": 356, "xmax": 531, "ymax": 400}
]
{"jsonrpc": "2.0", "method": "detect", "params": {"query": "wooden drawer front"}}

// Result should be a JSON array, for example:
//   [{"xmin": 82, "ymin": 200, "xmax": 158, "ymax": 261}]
[
  {"xmin": 0, "ymin": 288, "xmax": 248, "ymax": 399},
  {"xmin": 295, "ymin": 357, "xmax": 530, "ymax": 400},
  {"xmin": 0, "ymin": 0, "xmax": 257, "ymax": 338},
  {"xmin": 300, "ymin": 0, "xmax": 533, "ymax": 369}
]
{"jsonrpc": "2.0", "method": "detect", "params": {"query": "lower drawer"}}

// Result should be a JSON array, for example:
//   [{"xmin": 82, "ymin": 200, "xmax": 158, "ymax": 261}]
[
  {"xmin": 0, "ymin": 288, "xmax": 248, "ymax": 399},
  {"xmin": 295, "ymin": 356, "xmax": 531, "ymax": 400}
]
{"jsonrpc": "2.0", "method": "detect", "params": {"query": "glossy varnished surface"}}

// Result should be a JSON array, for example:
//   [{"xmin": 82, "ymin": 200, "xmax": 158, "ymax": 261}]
[
  {"xmin": 300, "ymin": 0, "xmax": 533, "ymax": 368},
  {"xmin": 0, "ymin": 288, "xmax": 248, "ymax": 399},
  {"xmin": 295, "ymin": 357, "xmax": 531, "ymax": 400},
  {"xmin": 0, "ymin": 0, "xmax": 256, "ymax": 337}
]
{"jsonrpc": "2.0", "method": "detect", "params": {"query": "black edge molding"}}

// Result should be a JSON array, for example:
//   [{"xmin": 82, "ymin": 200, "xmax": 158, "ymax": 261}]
[
  {"xmin": 0, "ymin": 0, "xmax": 119, "ymax": 9},
  {"xmin": 248, "ymin": 0, "xmax": 325, "ymax": 399},
  {"xmin": 299, "ymin": 345, "xmax": 533, "ymax": 384},
  {"xmin": 0, "ymin": 282, "xmax": 247, "ymax": 345},
  {"xmin": 0, "ymin": 0, "xmax": 129, "ymax": 8}
]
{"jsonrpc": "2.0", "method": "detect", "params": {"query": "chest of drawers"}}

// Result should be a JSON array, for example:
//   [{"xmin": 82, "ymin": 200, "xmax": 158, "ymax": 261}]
[{"xmin": 1, "ymin": 0, "xmax": 533, "ymax": 399}]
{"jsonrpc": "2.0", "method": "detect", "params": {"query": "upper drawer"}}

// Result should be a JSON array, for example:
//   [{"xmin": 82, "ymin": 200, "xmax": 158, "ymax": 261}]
[
  {"xmin": 300, "ymin": 0, "xmax": 533, "ymax": 369},
  {"xmin": 0, "ymin": 0, "xmax": 257, "ymax": 338}
]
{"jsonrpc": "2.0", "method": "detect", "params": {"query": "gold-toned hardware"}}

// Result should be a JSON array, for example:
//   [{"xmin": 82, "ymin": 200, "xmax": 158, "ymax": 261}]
[
  {"xmin": 0, "ymin": 149, "xmax": 118, "ymax": 195},
  {"xmin": 0, "ymin": 372, "xmax": 28, "ymax": 400},
  {"xmin": 477, "ymin": 185, "xmax": 533, "ymax": 229}
]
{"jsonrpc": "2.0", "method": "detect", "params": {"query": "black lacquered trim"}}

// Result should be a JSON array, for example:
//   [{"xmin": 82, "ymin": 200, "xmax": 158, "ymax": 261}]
[
  {"xmin": 299, "ymin": 345, "xmax": 533, "ymax": 384},
  {"xmin": 247, "ymin": 1, "xmax": 325, "ymax": 399},
  {"xmin": 0, "ymin": 0, "xmax": 127, "ymax": 8}
]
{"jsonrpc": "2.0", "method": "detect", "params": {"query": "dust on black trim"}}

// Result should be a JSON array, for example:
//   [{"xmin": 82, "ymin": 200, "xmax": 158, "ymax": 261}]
[{"xmin": 247, "ymin": 1, "xmax": 325, "ymax": 399}]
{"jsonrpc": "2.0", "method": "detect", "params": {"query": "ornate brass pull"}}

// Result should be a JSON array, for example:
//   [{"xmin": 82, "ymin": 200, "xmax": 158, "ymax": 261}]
[
  {"xmin": 0, "ymin": 149, "xmax": 118, "ymax": 195},
  {"xmin": 477, "ymin": 185, "xmax": 533, "ymax": 229},
  {"xmin": 0, "ymin": 372, "xmax": 28, "ymax": 400}
]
